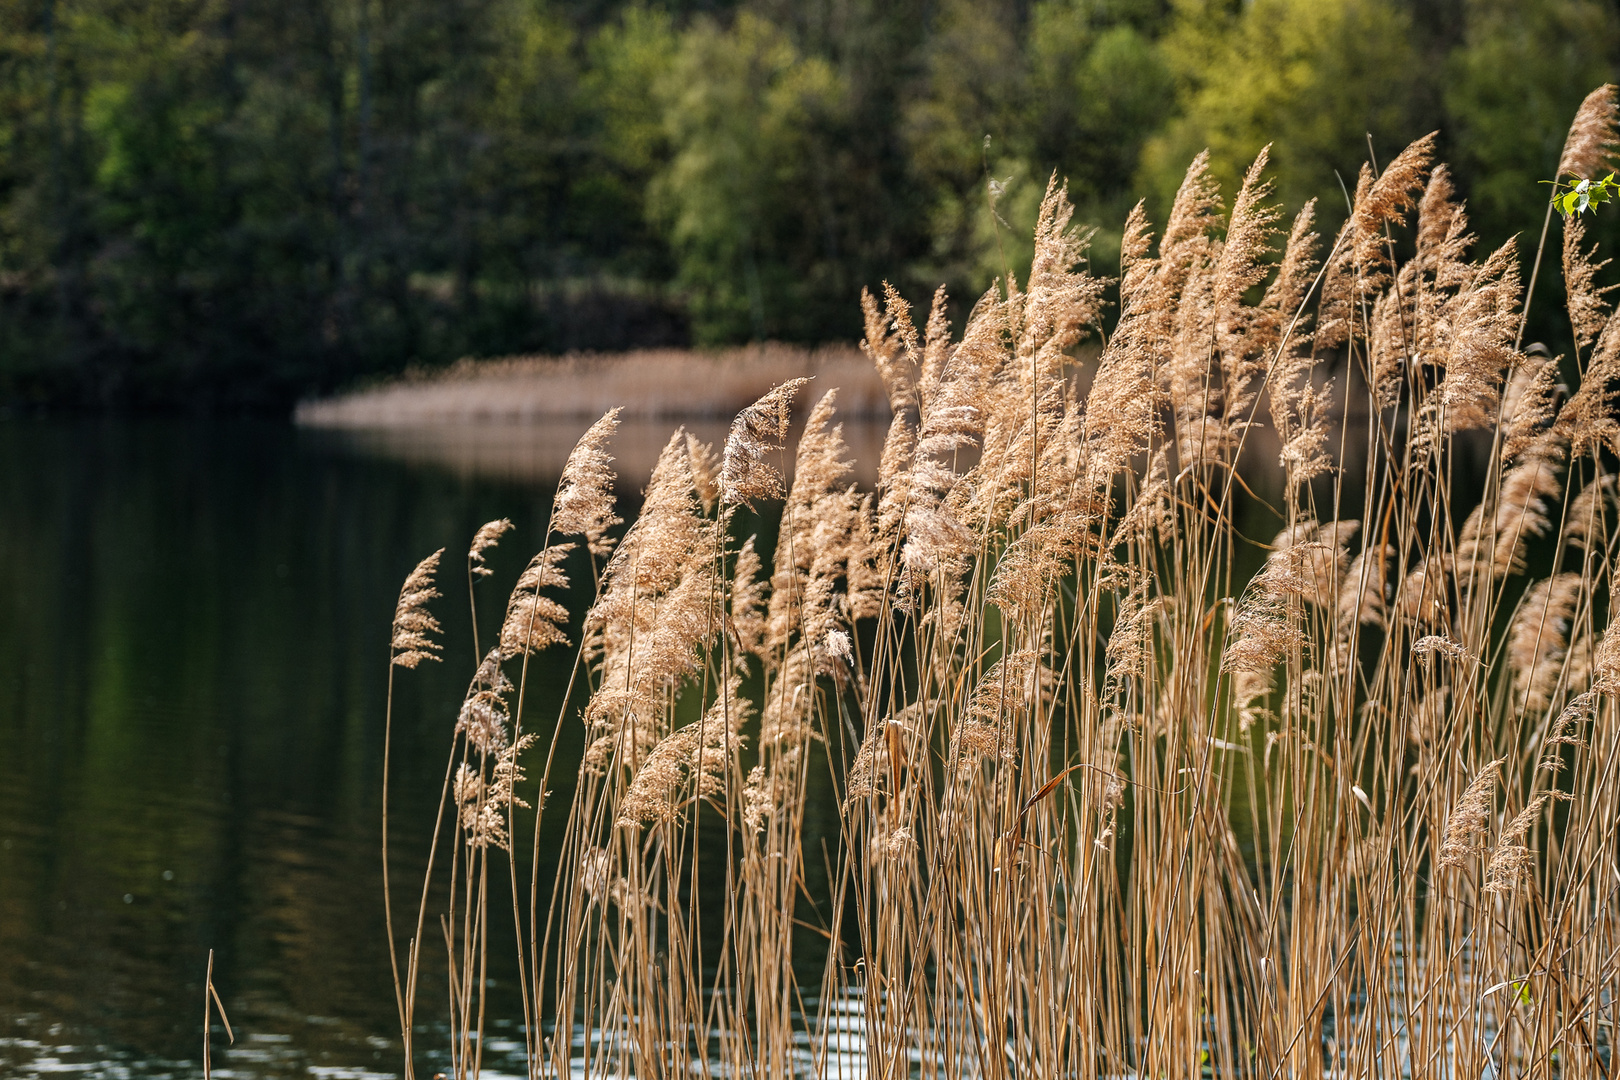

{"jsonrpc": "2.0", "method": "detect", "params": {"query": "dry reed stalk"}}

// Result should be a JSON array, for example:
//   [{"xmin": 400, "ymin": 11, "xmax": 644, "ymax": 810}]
[{"xmin": 382, "ymin": 88, "xmax": 1620, "ymax": 1080}]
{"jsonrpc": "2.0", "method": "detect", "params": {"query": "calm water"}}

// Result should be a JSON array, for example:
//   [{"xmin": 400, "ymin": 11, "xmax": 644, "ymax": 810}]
[
  {"xmin": 0, "ymin": 415, "xmax": 1336, "ymax": 1080},
  {"xmin": 0, "ymin": 420, "xmax": 613, "ymax": 1080}
]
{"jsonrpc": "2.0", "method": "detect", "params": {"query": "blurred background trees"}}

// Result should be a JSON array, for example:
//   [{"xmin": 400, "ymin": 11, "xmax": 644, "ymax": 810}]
[{"xmin": 0, "ymin": 0, "xmax": 1615, "ymax": 408}]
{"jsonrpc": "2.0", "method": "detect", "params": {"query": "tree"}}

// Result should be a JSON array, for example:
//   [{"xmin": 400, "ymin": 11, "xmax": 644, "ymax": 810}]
[
  {"xmin": 651, "ymin": 12, "xmax": 847, "ymax": 342},
  {"xmin": 1141, "ymin": 0, "xmax": 1424, "ymax": 220},
  {"xmin": 1445, "ymin": 0, "xmax": 1620, "ymax": 245}
]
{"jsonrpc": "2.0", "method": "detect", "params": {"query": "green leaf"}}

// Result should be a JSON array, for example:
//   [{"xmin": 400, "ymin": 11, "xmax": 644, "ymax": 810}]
[{"xmin": 1549, "ymin": 175, "xmax": 1620, "ymax": 218}]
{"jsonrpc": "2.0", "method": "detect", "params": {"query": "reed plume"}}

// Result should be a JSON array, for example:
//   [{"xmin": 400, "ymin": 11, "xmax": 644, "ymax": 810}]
[
  {"xmin": 382, "ymin": 92, "xmax": 1620, "ymax": 1080},
  {"xmin": 391, "ymin": 549, "xmax": 444, "ymax": 668},
  {"xmin": 721, "ymin": 379, "xmax": 809, "ymax": 507},
  {"xmin": 468, "ymin": 519, "xmax": 513, "ymax": 577},
  {"xmin": 550, "ymin": 408, "xmax": 622, "ymax": 556},
  {"xmin": 1558, "ymin": 83, "xmax": 1620, "ymax": 180}
]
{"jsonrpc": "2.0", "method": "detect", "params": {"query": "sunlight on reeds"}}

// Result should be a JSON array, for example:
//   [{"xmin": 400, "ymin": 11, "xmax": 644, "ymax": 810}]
[
  {"xmin": 382, "ymin": 89, "xmax": 1620, "ymax": 1079},
  {"xmin": 294, "ymin": 345, "xmax": 885, "ymax": 427}
]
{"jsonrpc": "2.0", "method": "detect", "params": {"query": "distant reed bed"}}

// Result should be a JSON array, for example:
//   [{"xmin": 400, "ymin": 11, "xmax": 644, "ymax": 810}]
[
  {"xmin": 379, "ymin": 86, "xmax": 1620, "ymax": 1079},
  {"xmin": 295, "ymin": 344, "xmax": 884, "ymax": 428}
]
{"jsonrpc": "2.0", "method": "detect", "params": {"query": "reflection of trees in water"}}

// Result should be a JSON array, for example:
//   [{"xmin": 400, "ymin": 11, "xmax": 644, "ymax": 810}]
[
  {"xmin": 0, "ymin": 421, "xmax": 576, "ymax": 1074},
  {"xmin": 315, "ymin": 415, "xmax": 893, "ymax": 490}
]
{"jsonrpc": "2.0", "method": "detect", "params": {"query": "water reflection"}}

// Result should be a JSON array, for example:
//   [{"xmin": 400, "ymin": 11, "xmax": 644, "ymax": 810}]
[
  {"xmin": 306, "ymin": 417, "xmax": 892, "ymax": 488},
  {"xmin": 0, "ymin": 420, "xmax": 591, "ymax": 1079},
  {"xmin": 0, "ymin": 413, "xmax": 1354, "ymax": 1080}
]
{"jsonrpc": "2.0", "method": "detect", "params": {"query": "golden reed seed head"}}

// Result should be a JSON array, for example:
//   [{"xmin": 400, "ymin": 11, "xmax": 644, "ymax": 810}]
[
  {"xmin": 728, "ymin": 535, "xmax": 769, "ymax": 663},
  {"xmin": 577, "ymin": 429, "xmax": 720, "ymax": 776},
  {"xmin": 1563, "ymin": 475, "xmax": 1618, "ymax": 552},
  {"xmin": 454, "ymin": 734, "xmax": 536, "ymax": 850},
  {"xmin": 1558, "ymin": 83, "xmax": 1620, "ymax": 180},
  {"xmin": 468, "ymin": 519, "xmax": 513, "ymax": 577},
  {"xmin": 1485, "ymin": 794, "xmax": 1552, "ymax": 895},
  {"xmin": 1509, "ymin": 573, "xmax": 1583, "ymax": 717},
  {"xmin": 1160, "ymin": 150, "xmax": 1221, "ymax": 274},
  {"xmin": 392, "ymin": 548, "xmax": 445, "ymax": 669},
  {"xmin": 860, "ymin": 284, "xmax": 920, "ymax": 416},
  {"xmin": 881, "ymin": 282, "xmax": 920, "ymax": 365},
  {"xmin": 721, "ymin": 379, "xmax": 810, "ymax": 507},
  {"xmin": 742, "ymin": 763, "xmax": 773, "ymax": 832},
  {"xmin": 1501, "ymin": 356, "xmax": 1559, "ymax": 463},
  {"xmin": 499, "ymin": 594, "xmax": 571, "ymax": 660},
  {"xmin": 1212, "ymin": 145, "xmax": 1279, "ymax": 313},
  {"xmin": 1541, "ymin": 692, "xmax": 1596, "ymax": 773},
  {"xmin": 551, "ymin": 408, "xmax": 622, "ymax": 556},
  {"xmin": 1562, "ymin": 216, "xmax": 1618, "ymax": 354},
  {"xmin": 1593, "ymin": 607, "xmax": 1620, "ymax": 696},
  {"xmin": 1412, "ymin": 635, "xmax": 1469, "ymax": 664},
  {"xmin": 686, "ymin": 432, "xmax": 720, "ymax": 514},
  {"xmin": 788, "ymin": 389, "xmax": 853, "ymax": 516},
  {"xmin": 499, "ymin": 543, "xmax": 574, "ymax": 659},
  {"xmin": 1438, "ymin": 757, "xmax": 1504, "ymax": 870},
  {"xmin": 1352, "ymin": 134, "xmax": 1435, "ymax": 284},
  {"xmin": 918, "ymin": 284, "xmax": 953, "ymax": 400},
  {"xmin": 1335, "ymin": 545, "xmax": 1392, "ymax": 636},
  {"xmin": 616, "ymin": 682, "xmax": 748, "ymax": 829},
  {"xmin": 457, "ymin": 687, "xmax": 510, "ymax": 755},
  {"xmin": 473, "ymin": 647, "xmax": 508, "ymax": 690},
  {"xmin": 1415, "ymin": 166, "xmax": 1462, "ymax": 267}
]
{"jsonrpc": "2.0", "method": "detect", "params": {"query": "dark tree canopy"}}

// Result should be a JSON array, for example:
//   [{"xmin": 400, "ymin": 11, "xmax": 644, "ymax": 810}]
[{"xmin": 0, "ymin": 0, "xmax": 1615, "ymax": 409}]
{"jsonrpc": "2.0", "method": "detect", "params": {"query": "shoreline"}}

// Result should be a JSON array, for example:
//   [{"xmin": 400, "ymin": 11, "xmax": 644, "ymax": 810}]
[{"xmin": 294, "ymin": 343, "xmax": 888, "ymax": 428}]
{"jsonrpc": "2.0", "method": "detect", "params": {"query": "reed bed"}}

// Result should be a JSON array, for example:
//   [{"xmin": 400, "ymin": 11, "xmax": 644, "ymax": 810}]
[
  {"xmin": 382, "ymin": 87, "xmax": 1620, "ymax": 1079},
  {"xmin": 295, "ymin": 344, "xmax": 882, "ymax": 427}
]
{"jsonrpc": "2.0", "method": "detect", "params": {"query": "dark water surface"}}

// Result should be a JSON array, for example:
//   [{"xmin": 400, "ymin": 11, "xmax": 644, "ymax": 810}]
[{"xmin": 0, "ymin": 420, "xmax": 605, "ymax": 1079}]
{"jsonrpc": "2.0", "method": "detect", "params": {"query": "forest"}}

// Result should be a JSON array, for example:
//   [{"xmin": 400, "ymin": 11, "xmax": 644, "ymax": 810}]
[{"xmin": 1, "ymin": 0, "xmax": 1617, "ymax": 409}]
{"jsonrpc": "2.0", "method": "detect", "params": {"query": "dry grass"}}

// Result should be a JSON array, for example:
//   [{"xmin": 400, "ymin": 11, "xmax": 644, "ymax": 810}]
[
  {"xmin": 382, "ymin": 90, "xmax": 1620, "ymax": 1080},
  {"xmin": 295, "ymin": 344, "xmax": 885, "ymax": 428},
  {"xmin": 313, "ymin": 415, "xmax": 895, "ymax": 488}
]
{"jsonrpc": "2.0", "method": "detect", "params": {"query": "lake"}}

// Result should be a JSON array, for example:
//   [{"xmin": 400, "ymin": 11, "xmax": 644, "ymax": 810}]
[
  {"xmin": 0, "ymin": 418, "xmax": 691, "ymax": 1080},
  {"xmin": 0, "ymin": 412, "xmax": 1328, "ymax": 1080}
]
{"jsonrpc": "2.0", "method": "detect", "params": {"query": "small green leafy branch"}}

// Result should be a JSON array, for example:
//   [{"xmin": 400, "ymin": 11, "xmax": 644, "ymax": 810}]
[{"xmin": 1545, "ymin": 173, "xmax": 1620, "ymax": 217}]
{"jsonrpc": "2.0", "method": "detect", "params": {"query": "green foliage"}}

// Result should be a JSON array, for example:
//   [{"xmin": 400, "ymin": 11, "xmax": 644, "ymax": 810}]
[
  {"xmin": 650, "ymin": 13, "xmax": 847, "ymax": 342},
  {"xmin": 0, "ymin": 0, "xmax": 1615, "ymax": 407},
  {"xmin": 1141, "ymin": 0, "xmax": 1423, "ymax": 217},
  {"xmin": 1445, "ymin": 0, "xmax": 1620, "ymax": 239},
  {"xmin": 1550, "ymin": 174, "xmax": 1620, "ymax": 218}
]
